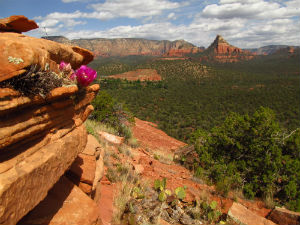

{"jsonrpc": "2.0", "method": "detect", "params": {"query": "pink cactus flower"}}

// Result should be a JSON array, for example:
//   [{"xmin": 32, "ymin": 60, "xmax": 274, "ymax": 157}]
[
  {"xmin": 74, "ymin": 65, "xmax": 97, "ymax": 86},
  {"xmin": 59, "ymin": 61, "xmax": 72, "ymax": 72}
]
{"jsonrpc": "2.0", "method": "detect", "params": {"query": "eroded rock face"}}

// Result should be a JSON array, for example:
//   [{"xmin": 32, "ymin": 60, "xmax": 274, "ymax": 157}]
[
  {"xmin": 0, "ymin": 85, "xmax": 99, "ymax": 225},
  {"xmin": 0, "ymin": 32, "xmax": 94, "ymax": 82},
  {"xmin": 18, "ymin": 176, "xmax": 102, "ymax": 225},
  {"xmin": 0, "ymin": 15, "xmax": 38, "ymax": 33},
  {"xmin": 0, "ymin": 125, "xmax": 87, "ymax": 225}
]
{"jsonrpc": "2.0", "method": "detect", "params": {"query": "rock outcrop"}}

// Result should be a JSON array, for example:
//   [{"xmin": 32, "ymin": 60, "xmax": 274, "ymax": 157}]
[
  {"xmin": 0, "ymin": 32, "xmax": 93, "ymax": 82},
  {"xmin": 202, "ymin": 35, "xmax": 254, "ymax": 62},
  {"xmin": 0, "ymin": 84, "xmax": 99, "ymax": 225},
  {"xmin": 44, "ymin": 36, "xmax": 203, "ymax": 58},
  {"xmin": 0, "ymin": 15, "xmax": 38, "ymax": 33},
  {"xmin": 0, "ymin": 15, "xmax": 100, "ymax": 225}
]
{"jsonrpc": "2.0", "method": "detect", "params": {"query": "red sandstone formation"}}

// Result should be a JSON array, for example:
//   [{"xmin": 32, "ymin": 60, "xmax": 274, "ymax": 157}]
[
  {"xmin": 0, "ymin": 15, "xmax": 38, "ymax": 33},
  {"xmin": 0, "ymin": 33, "xmax": 93, "ymax": 82},
  {"xmin": 164, "ymin": 47, "xmax": 203, "ymax": 57},
  {"xmin": 0, "ymin": 15, "xmax": 101, "ymax": 225},
  {"xmin": 203, "ymin": 35, "xmax": 254, "ymax": 62}
]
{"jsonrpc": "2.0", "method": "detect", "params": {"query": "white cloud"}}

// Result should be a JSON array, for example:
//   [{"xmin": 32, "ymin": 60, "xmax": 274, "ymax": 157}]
[
  {"xmin": 202, "ymin": 0, "xmax": 300, "ymax": 19},
  {"xmin": 167, "ymin": 12, "xmax": 176, "ymax": 20},
  {"xmin": 39, "ymin": 19, "xmax": 60, "ymax": 28},
  {"xmin": 89, "ymin": 0, "xmax": 181, "ymax": 19},
  {"xmin": 32, "ymin": 0, "xmax": 300, "ymax": 48}
]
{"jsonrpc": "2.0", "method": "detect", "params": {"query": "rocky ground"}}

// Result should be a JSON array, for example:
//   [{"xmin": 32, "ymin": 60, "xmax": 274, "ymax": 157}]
[{"xmin": 93, "ymin": 118, "xmax": 298, "ymax": 225}]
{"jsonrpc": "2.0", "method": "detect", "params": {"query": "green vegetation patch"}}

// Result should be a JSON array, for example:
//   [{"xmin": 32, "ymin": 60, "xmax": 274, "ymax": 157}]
[{"xmin": 192, "ymin": 107, "xmax": 300, "ymax": 211}]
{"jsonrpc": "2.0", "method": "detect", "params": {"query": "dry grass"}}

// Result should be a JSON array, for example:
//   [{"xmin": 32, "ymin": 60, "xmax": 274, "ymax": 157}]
[
  {"xmin": 85, "ymin": 119, "xmax": 118, "ymax": 137},
  {"xmin": 152, "ymin": 150, "xmax": 174, "ymax": 165},
  {"xmin": 112, "ymin": 166, "xmax": 139, "ymax": 225},
  {"xmin": 263, "ymin": 193, "xmax": 275, "ymax": 209}
]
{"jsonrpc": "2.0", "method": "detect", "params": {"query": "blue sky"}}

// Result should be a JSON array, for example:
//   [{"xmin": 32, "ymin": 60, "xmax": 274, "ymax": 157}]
[{"xmin": 1, "ymin": 0, "xmax": 299, "ymax": 48}]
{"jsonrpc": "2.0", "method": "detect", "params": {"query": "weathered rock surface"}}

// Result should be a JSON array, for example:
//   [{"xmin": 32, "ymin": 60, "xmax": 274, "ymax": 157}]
[
  {"xmin": 227, "ymin": 202, "xmax": 276, "ymax": 225},
  {"xmin": 0, "ymin": 15, "xmax": 38, "ymax": 33},
  {"xmin": 0, "ymin": 84, "xmax": 99, "ymax": 224},
  {"xmin": 0, "ymin": 32, "xmax": 94, "ymax": 82},
  {"xmin": 44, "ymin": 36, "xmax": 202, "ymax": 57},
  {"xmin": 67, "ymin": 133, "xmax": 104, "ymax": 196},
  {"xmin": 18, "ymin": 176, "xmax": 102, "ymax": 225},
  {"xmin": 0, "ymin": 85, "xmax": 99, "ymax": 174},
  {"xmin": 0, "ymin": 124, "xmax": 87, "ymax": 225},
  {"xmin": 107, "ymin": 69, "xmax": 162, "ymax": 81},
  {"xmin": 268, "ymin": 207, "xmax": 300, "ymax": 225}
]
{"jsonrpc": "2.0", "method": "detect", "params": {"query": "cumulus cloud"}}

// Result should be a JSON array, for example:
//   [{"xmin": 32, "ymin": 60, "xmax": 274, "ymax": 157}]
[
  {"xmin": 89, "ymin": 0, "xmax": 180, "ymax": 19},
  {"xmin": 33, "ymin": 0, "xmax": 300, "ymax": 48},
  {"xmin": 202, "ymin": 0, "xmax": 300, "ymax": 19}
]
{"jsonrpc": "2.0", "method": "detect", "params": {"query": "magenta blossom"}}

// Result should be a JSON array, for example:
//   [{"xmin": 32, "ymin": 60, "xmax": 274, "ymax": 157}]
[
  {"xmin": 74, "ymin": 65, "xmax": 97, "ymax": 86},
  {"xmin": 59, "ymin": 61, "xmax": 72, "ymax": 72}
]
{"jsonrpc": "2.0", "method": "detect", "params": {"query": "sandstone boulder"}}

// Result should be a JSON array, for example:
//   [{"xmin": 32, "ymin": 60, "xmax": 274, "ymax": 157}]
[
  {"xmin": 268, "ymin": 207, "xmax": 300, "ymax": 225},
  {"xmin": 0, "ymin": 32, "xmax": 94, "ymax": 82},
  {"xmin": 18, "ymin": 176, "xmax": 102, "ymax": 225},
  {"xmin": 98, "ymin": 131, "xmax": 124, "ymax": 146},
  {"xmin": 227, "ymin": 202, "xmax": 276, "ymax": 225},
  {"xmin": 0, "ymin": 15, "xmax": 38, "ymax": 33}
]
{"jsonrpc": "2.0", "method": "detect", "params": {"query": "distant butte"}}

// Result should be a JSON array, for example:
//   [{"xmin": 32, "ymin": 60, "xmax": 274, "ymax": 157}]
[{"xmin": 201, "ymin": 35, "xmax": 254, "ymax": 62}]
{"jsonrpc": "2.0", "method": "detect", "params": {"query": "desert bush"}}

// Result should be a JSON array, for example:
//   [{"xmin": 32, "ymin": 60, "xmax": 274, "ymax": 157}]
[
  {"xmin": 90, "ymin": 90, "xmax": 134, "ymax": 139},
  {"xmin": 192, "ymin": 107, "xmax": 300, "ymax": 211}
]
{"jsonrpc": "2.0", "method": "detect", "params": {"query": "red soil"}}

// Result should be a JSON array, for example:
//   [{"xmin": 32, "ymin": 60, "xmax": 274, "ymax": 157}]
[
  {"xmin": 132, "ymin": 118, "xmax": 186, "ymax": 151},
  {"xmin": 107, "ymin": 69, "xmax": 162, "ymax": 81}
]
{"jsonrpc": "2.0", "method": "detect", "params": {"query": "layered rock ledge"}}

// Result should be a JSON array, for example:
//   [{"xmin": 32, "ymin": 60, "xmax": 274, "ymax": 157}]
[{"xmin": 0, "ymin": 84, "xmax": 99, "ymax": 225}]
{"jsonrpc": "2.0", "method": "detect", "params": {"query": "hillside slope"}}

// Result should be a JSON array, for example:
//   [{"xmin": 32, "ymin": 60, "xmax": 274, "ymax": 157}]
[{"xmin": 43, "ymin": 36, "xmax": 203, "ymax": 57}]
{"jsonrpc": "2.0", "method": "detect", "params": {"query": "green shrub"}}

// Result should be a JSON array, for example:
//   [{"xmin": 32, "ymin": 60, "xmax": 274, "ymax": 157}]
[
  {"xmin": 91, "ymin": 90, "xmax": 134, "ymax": 139},
  {"xmin": 192, "ymin": 107, "xmax": 300, "ymax": 211}
]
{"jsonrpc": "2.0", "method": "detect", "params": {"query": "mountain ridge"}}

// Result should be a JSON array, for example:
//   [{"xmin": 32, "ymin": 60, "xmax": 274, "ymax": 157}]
[
  {"xmin": 43, "ymin": 36, "xmax": 204, "ymax": 57},
  {"xmin": 43, "ymin": 35, "xmax": 298, "ymax": 59}
]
